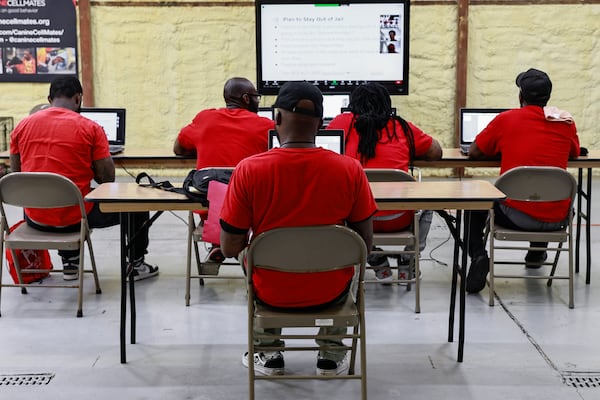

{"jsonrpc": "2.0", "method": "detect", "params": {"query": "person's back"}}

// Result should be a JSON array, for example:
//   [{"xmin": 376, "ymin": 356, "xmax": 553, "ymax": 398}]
[
  {"xmin": 328, "ymin": 82, "xmax": 442, "ymax": 281},
  {"xmin": 182, "ymin": 107, "xmax": 273, "ymax": 169},
  {"xmin": 10, "ymin": 89, "xmax": 110, "ymax": 227},
  {"xmin": 224, "ymin": 146, "xmax": 374, "ymax": 307},
  {"xmin": 466, "ymin": 68, "xmax": 580, "ymax": 294},
  {"xmin": 327, "ymin": 83, "xmax": 441, "ymax": 171},
  {"xmin": 220, "ymin": 82, "xmax": 376, "ymax": 376},
  {"xmin": 174, "ymin": 77, "xmax": 274, "ymax": 169},
  {"xmin": 478, "ymin": 105, "xmax": 578, "ymax": 174}
]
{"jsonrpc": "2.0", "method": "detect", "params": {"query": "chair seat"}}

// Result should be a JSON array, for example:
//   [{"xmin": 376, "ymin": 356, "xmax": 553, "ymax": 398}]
[
  {"xmin": 254, "ymin": 296, "xmax": 359, "ymax": 329},
  {"xmin": 373, "ymin": 230, "xmax": 415, "ymax": 246},
  {"xmin": 494, "ymin": 226, "xmax": 567, "ymax": 242},
  {"xmin": 5, "ymin": 224, "xmax": 81, "ymax": 250}
]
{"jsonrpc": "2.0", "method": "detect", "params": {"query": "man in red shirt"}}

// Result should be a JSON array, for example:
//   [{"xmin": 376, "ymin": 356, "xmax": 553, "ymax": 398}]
[
  {"xmin": 466, "ymin": 68, "xmax": 580, "ymax": 293},
  {"xmin": 173, "ymin": 77, "xmax": 274, "ymax": 261},
  {"xmin": 220, "ymin": 82, "xmax": 376, "ymax": 377},
  {"xmin": 10, "ymin": 76, "xmax": 157, "ymax": 281},
  {"xmin": 327, "ymin": 82, "xmax": 442, "ymax": 282}
]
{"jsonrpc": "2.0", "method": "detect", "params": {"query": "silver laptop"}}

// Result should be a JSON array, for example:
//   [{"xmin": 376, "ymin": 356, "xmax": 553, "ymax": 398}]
[
  {"xmin": 268, "ymin": 129, "xmax": 345, "ymax": 154},
  {"xmin": 80, "ymin": 107, "xmax": 126, "ymax": 154},
  {"xmin": 459, "ymin": 108, "xmax": 507, "ymax": 155}
]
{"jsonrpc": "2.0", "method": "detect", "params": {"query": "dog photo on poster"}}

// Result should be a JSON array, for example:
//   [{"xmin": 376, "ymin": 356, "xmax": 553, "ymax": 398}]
[{"xmin": 0, "ymin": 0, "xmax": 77, "ymax": 82}]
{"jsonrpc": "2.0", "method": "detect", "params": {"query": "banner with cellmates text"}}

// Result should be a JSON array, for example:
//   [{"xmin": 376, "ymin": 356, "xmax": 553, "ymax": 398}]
[{"xmin": 0, "ymin": 0, "xmax": 77, "ymax": 82}]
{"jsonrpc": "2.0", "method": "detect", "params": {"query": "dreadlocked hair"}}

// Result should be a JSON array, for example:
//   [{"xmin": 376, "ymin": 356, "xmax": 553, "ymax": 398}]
[{"xmin": 347, "ymin": 83, "xmax": 415, "ymax": 168}]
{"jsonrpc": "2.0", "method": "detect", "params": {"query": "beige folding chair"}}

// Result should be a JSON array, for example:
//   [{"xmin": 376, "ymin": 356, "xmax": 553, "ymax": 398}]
[
  {"xmin": 184, "ymin": 167, "xmax": 243, "ymax": 306},
  {"xmin": 365, "ymin": 168, "xmax": 421, "ymax": 313},
  {"xmin": 246, "ymin": 225, "xmax": 368, "ymax": 400},
  {"xmin": 0, "ymin": 172, "xmax": 101, "ymax": 317},
  {"xmin": 487, "ymin": 166, "xmax": 577, "ymax": 308}
]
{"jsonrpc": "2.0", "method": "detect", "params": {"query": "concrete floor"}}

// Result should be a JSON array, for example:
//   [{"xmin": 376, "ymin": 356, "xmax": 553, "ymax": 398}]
[{"xmin": 1, "ymin": 175, "xmax": 600, "ymax": 399}]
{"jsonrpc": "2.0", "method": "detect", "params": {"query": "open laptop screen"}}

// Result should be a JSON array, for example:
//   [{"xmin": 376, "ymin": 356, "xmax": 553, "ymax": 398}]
[
  {"xmin": 80, "ymin": 107, "xmax": 126, "ymax": 145},
  {"xmin": 459, "ymin": 108, "xmax": 507, "ymax": 145},
  {"xmin": 268, "ymin": 129, "xmax": 345, "ymax": 154},
  {"xmin": 257, "ymin": 107, "xmax": 274, "ymax": 120}
]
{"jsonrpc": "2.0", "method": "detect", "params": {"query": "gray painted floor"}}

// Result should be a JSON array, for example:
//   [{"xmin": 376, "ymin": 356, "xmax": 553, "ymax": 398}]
[{"xmin": 1, "ymin": 175, "xmax": 600, "ymax": 399}]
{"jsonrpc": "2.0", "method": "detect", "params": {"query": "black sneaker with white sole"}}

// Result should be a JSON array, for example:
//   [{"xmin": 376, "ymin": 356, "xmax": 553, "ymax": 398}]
[
  {"xmin": 316, "ymin": 355, "xmax": 349, "ymax": 376},
  {"xmin": 242, "ymin": 351, "xmax": 284, "ymax": 376},
  {"xmin": 129, "ymin": 261, "xmax": 159, "ymax": 281}
]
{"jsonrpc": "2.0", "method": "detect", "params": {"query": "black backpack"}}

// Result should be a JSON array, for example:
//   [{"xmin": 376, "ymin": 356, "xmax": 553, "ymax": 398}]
[{"xmin": 136, "ymin": 168, "xmax": 232, "ymax": 207}]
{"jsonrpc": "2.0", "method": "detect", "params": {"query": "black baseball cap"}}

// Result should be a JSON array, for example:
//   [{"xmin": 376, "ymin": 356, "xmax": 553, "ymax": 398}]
[
  {"xmin": 273, "ymin": 81, "xmax": 323, "ymax": 118},
  {"xmin": 515, "ymin": 68, "xmax": 552, "ymax": 105}
]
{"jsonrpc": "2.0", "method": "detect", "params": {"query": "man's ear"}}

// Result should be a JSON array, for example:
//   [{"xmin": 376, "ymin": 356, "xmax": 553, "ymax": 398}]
[
  {"xmin": 275, "ymin": 111, "xmax": 282, "ymax": 125},
  {"xmin": 318, "ymin": 118, "xmax": 324, "ymax": 130}
]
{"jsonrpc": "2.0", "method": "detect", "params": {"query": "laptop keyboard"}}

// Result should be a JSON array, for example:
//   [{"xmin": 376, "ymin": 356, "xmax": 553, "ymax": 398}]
[{"xmin": 109, "ymin": 145, "xmax": 124, "ymax": 155}]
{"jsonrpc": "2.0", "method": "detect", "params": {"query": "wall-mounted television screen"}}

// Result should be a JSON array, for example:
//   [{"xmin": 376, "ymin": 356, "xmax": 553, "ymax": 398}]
[{"xmin": 256, "ymin": 0, "xmax": 410, "ymax": 95}]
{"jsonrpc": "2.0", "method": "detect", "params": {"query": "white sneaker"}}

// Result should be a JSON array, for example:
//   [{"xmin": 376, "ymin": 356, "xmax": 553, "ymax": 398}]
[
  {"xmin": 242, "ymin": 351, "xmax": 284, "ymax": 376},
  {"xmin": 316, "ymin": 355, "xmax": 349, "ymax": 376}
]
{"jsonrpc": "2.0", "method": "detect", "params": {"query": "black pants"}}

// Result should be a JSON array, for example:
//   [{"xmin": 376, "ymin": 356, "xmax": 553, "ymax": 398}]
[
  {"xmin": 25, "ymin": 203, "xmax": 150, "ymax": 262},
  {"xmin": 468, "ymin": 201, "xmax": 568, "ymax": 259}
]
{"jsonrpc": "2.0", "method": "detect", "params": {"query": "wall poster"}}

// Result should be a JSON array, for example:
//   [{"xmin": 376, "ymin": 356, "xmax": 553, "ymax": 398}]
[{"xmin": 0, "ymin": 0, "xmax": 77, "ymax": 82}]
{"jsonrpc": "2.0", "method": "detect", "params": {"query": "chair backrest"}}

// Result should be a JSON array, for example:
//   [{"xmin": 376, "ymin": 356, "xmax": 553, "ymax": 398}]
[
  {"xmin": 0, "ymin": 172, "xmax": 86, "ymax": 215},
  {"xmin": 494, "ymin": 166, "xmax": 577, "ymax": 203},
  {"xmin": 246, "ymin": 225, "xmax": 367, "ymax": 277},
  {"xmin": 364, "ymin": 168, "xmax": 416, "ymax": 183}
]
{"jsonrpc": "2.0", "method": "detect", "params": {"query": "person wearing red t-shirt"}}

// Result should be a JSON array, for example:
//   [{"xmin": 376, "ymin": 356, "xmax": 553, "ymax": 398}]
[
  {"xmin": 328, "ymin": 82, "xmax": 442, "ymax": 282},
  {"xmin": 173, "ymin": 77, "xmax": 274, "ymax": 262},
  {"xmin": 10, "ymin": 76, "xmax": 158, "ymax": 281},
  {"xmin": 466, "ymin": 68, "xmax": 580, "ymax": 294},
  {"xmin": 220, "ymin": 82, "xmax": 376, "ymax": 377}
]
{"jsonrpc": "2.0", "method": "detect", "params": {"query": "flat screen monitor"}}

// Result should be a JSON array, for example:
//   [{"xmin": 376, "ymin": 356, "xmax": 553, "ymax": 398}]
[
  {"xmin": 322, "ymin": 94, "xmax": 350, "ymax": 121},
  {"xmin": 256, "ymin": 0, "xmax": 410, "ymax": 95},
  {"xmin": 268, "ymin": 129, "xmax": 345, "ymax": 154},
  {"xmin": 80, "ymin": 107, "xmax": 126, "ymax": 145}
]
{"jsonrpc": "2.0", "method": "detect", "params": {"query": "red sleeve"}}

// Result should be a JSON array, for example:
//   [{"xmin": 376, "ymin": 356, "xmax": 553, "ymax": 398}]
[
  {"xmin": 220, "ymin": 164, "xmax": 253, "ymax": 231},
  {"xmin": 407, "ymin": 121, "xmax": 434, "ymax": 157},
  {"xmin": 348, "ymin": 160, "xmax": 378, "ymax": 223}
]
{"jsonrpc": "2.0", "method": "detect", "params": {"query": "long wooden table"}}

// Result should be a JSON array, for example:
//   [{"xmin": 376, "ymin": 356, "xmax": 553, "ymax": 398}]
[
  {"xmin": 2, "ymin": 147, "xmax": 596, "ymax": 279},
  {"xmin": 85, "ymin": 180, "xmax": 505, "ymax": 364}
]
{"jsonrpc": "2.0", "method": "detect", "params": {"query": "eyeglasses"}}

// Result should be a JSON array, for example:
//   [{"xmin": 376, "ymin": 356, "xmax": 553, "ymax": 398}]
[
  {"xmin": 233, "ymin": 93, "xmax": 262, "ymax": 101},
  {"xmin": 245, "ymin": 93, "xmax": 262, "ymax": 100}
]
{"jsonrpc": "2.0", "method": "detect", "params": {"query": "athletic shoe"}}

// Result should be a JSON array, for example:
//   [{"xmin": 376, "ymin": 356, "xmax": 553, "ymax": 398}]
[
  {"xmin": 63, "ymin": 263, "xmax": 79, "ymax": 281},
  {"xmin": 466, "ymin": 254, "xmax": 489, "ymax": 294},
  {"xmin": 525, "ymin": 250, "xmax": 547, "ymax": 269},
  {"xmin": 368, "ymin": 247, "xmax": 393, "ymax": 283},
  {"xmin": 242, "ymin": 351, "xmax": 284, "ymax": 376},
  {"xmin": 206, "ymin": 246, "xmax": 225, "ymax": 263},
  {"xmin": 130, "ymin": 261, "xmax": 159, "ymax": 281},
  {"xmin": 316, "ymin": 355, "xmax": 349, "ymax": 376}
]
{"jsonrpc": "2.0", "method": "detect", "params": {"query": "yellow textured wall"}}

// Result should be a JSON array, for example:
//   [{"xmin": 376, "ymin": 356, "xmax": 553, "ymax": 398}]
[{"xmin": 0, "ymin": 2, "xmax": 598, "ymax": 155}]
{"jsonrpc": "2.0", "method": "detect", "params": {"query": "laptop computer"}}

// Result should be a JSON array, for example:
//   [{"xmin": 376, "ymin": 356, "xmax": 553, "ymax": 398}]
[
  {"xmin": 459, "ymin": 108, "xmax": 507, "ymax": 155},
  {"xmin": 268, "ymin": 129, "xmax": 345, "ymax": 154},
  {"xmin": 322, "ymin": 94, "xmax": 350, "ymax": 127},
  {"xmin": 79, "ymin": 107, "xmax": 126, "ymax": 154},
  {"xmin": 257, "ymin": 107, "xmax": 274, "ymax": 120}
]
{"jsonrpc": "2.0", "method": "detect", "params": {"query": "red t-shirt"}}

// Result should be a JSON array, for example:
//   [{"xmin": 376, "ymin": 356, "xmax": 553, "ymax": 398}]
[
  {"xmin": 327, "ymin": 112, "xmax": 434, "ymax": 170},
  {"xmin": 327, "ymin": 112, "xmax": 434, "ymax": 230},
  {"xmin": 475, "ymin": 105, "xmax": 580, "ymax": 222},
  {"xmin": 176, "ymin": 108, "xmax": 274, "ymax": 169},
  {"xmin": 10, "ymin": 107, "xmax": 111, "ymax": 226},
  {"xmin": 220, "ymin": 147, "xmax": 377, "ymax": 308}
]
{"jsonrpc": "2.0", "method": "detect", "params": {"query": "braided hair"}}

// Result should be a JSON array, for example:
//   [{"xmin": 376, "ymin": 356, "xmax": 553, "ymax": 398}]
[{"xmin": 347, "ymin": 83, "xmax": 415, "ymax": 168}]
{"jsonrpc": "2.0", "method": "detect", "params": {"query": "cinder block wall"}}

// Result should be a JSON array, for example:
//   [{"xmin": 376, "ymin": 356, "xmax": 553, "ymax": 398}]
[{"xmin": 0, "ymin": 1, "xmax": 598, "ymax": 168}]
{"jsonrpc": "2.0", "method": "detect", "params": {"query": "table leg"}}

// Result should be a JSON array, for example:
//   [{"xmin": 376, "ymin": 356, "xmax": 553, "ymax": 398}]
[
  {"xmin": 586, "ymin": 168, "xmax": 592, "ymax": 284},
  {"xmin": 119, "ymin": 212, "xmax": 128, "ymax": 364},
  {"xmin": 437, "ymin": 210, "xmax": 465, "ymax": 362},
  {"xmin": 576, "ymin": 168, "xmax": 582, "ymax": 275},
  {"xmin": 128, "ymin": 213, "xmax": 136, "ymax": 344}
]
